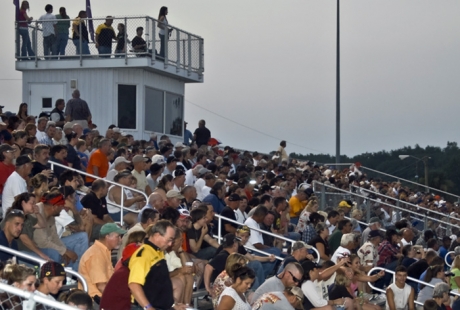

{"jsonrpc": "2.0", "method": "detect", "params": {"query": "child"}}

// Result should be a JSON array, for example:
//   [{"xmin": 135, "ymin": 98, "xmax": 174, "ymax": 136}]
[
  {"xmin": 76, "ymin": 139, "xmax": 88, "ymax": 169},
  {"xmin": 35, "ymin": 262, "xmax": 66, "ymax": 301}
]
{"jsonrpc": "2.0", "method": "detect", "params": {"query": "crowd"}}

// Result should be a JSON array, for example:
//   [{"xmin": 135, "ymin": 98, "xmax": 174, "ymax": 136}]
[
  {"xmin": 17, "ymin": 1, "xmax": 172, "ymax": 60},
  {"xmin": 3, "ymin": 94, "xmax": 460, "ymax": 310}
]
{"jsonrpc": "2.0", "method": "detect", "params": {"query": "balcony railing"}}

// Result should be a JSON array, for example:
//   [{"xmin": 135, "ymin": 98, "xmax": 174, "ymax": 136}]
[{"xmin": 15, "ymin": 15, "xmax": 204, "ymax": 77}]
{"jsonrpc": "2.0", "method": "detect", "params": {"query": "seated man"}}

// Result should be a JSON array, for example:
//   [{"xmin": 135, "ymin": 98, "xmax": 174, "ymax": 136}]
[
  {"xmin": 0, "ymin": 210, "xmax": 24, "ymax": 262},
  {"xmin": 131, "ymin": 26, "xmax": 150, "ymax": 56},
  {"xmin": 186, "ymin": 208, "xmax": 219, "ymax": 260},
  {"xmin": 251, "ymin": 287, "xmax": 304, "ymax": 310},
  {"xmin": 81, "ymin": 179, "xmax": 114, "ymax": 225},
  {"xmin": 78, "ymin": 223, "xmax": 126, "ymax": 301},
  {"xmin": 331, "ymin": 233, "xmax": 356, "ymax": 263},
  {"xmin": 278, "ymin": 241, "xmax": 313, "ymax": 274},
  {"xmin": 386, "ymin": 266, "xmax": 415, "ymax": 310}
]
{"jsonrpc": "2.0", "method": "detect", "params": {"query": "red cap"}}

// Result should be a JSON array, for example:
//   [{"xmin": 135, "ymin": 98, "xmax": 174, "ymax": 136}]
[{"xmin": 122, "ymin": 243, "xmax": 141, "ymax": 262}]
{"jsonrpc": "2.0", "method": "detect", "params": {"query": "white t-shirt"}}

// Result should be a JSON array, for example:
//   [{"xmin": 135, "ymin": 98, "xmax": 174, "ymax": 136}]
[
  {"xmin": 385, "ymin": 283, "xmax": 411, "ymax": 310},
  {"xmin": 331, "ymin": 246, "xmax": 351, "ymax": 263},
  {"xmin": 201, "ymin": 186, "xmax": 211, "ymax": 199},
  {"xmin": 235, "ymin": 209, "xmax": 248, "ymax": 224},
  {"xmin": 105, "ymin": 169, "xmax": 118, "ymax": 182},
  {"xmin": 132, "ymin": 169, "xmax": 148, "ymax": 193},
  {"xmin": 34, "ymin": 290, "xmax": 56, "ymax": 301},
  {"xmin": 301, "ymin": 280, "xmax": 327, "ymax": 308},
  {"xmin": 326, "ymin": 220, "xmax": 336, "ymax": 235},
  {"xmin": 36, "ymin": 130, "xmax": 46, "ymax": 142},
  {"xmin": 38, "ymin": 13, "xmax": 57, "ymax": 37},
  {"xmin": 244, "ymin": 217, "xmax": 264, "ymax": 249},
  {"xmin": 218, "ymin": 286, "xmax": 251, "ymax": 310},
  {"xmin": 2, "ymin": 172, "xmax": 28, "ymax": 217},
  {"xmin": 195, "ymin": 178, "xmax": 205, "ymax": 200},
  {"xmin": 185, "ymin": 169, "xmax": 196, "ymax": 186}
]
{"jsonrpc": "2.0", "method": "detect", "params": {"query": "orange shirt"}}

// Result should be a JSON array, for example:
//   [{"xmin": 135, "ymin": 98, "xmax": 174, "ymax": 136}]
[
  {"xmin": 289, "ymin": 195, "xmax": 307, "ymax": 218},
  {"xmin": 86, "ymin": 149, "xmax": 109, "ymax": 183}
]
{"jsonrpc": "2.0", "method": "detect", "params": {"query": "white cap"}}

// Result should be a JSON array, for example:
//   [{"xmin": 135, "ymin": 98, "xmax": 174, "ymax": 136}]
[
  {"xmin": 152, "ymin": 154, "xmax": 166, "ymax": 165},
  {"xmin": 175, "ymin": 142, "xmax": 186, "ymax": 148}
]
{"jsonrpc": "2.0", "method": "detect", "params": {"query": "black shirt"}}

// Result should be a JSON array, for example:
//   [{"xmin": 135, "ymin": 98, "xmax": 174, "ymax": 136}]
[
  {"xmin": 407, "ymin": 259, "xmax": 428, "ymax": 280},
  {"xmin": 31, "ymin": 161, "xmax": 54, "ymax": 183},
  {"xmin": 0, "ymin": 230, "xmax": 18, "ymax": 262},
  {"xmin": 194, "ymin": 126, "xmax": 211, "ymax": 147},
  {"xmin": 116, "ymin": 32, "xmax": 125, "ymax": 51},
  {"xmin": 98, "ymin": 26, "xmax": 116, "ymax": 47},
  {"xmin": 186, "ymin": 225, "xmax": 211, "ymax": 252},
  {"xmin": 308, "ymin": 236, "xmax": 330, "ymax": 258},
  {"xmin": 328, "ymin": 284, "xmax": 354, "ymax": 300},
  {"xmin": 220, "ymin": 207, "xmax": 237, "ymax": 237},
  {"xmin": 132, "ymin": 36, "xmax": 146, "ymax": 52},
  {"xmin": 66, "ymin": 144, "xmax": 81, "ymax": 171},
  {"xmin": 260, "ymin": 222, "xmax": 274, "ymax": 247},
  {"xmin": 49, "ymin": 157, "xmax": 67, "ymax": 178},
  {"xmin": 81, "ymin": 191, "xmax": 108, "ymax": 220},
  {"xmin": 209, "ymin": 250, "xmax": 230, "ymax": 283}
]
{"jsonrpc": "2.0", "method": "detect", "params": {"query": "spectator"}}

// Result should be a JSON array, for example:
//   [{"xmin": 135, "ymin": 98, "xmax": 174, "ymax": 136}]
[
  {"xmin": 38, "ymin": 4, "xmax": 57, "ymax": 58},
  {"xmin": 328, "ymin": 219, "xmax": 352, "ymax": 255},
  {"xmin": 386, "ymin": 266, "xmax": 415, "ymax": 310},
  {"xmin": 60, "ymin": 290, "xmax": 93, "ymax": 310},
  {"xmin": 277, "ymin": 141, "xmax": 288, "ymax": 162},
  {"xmin": 301, "ymin": 212, "xmax": 324, "ymax": 244},
  {"xmin": 331, "ymin": 233, "xmax": 356, "ymax": 263},
  {"xmin": 132, "ymin": 26, "xmax": 148, "ymax": 54},
  {"xmin": 114, "ymin": 23, "xmax": 127, "ymax": 57},
  {"xmin": 2, "ymin": 155, "xmax": 32, "ymax": 217},
  {"xmin": 34, "ymin": 190, "xmax": 87, "ymax": 271},
  {"xmin": 377, "ymin": 228, "xmax": 401, "ymax": 267},
  {"xmin": 31, "ymin": 144, "xmax": 57, "ymax": 186},
  {"xmin": 360, "ymin": 217, "xmax": 381, "ymax": 246},
  {"xmin": 39, "ymin": 121, "xmax": 56, "ymax": 146},
  {"xmin": 17, "ymin": 1, "xmax": 35, "ymax": 59},
  {"xmin": 407, "ymin": 250, "xmax": 438, "ymax": 286},
  {"xmin": 278, "ymin": 241, "xmax": 313, "ymax": 273},
  {"xmin": 78, "ymin": 223, "xmax": 126, "ymax": 301},
  {"xmin": 251, "ymin": 262, "xmax": 304, "ymax": 305},
  {"xmin": 401, "ymin": 227, "xmax": 415, "ymax": 246},
  {"xmin": 172, "ymin": 169, "xmax": 186, "ymax": 192},
  {"xmin": 132, "ymin": 155, "xmax": 151, "ymax": 195},
  {"xmin": 86, "ymin": 138, "xmax": 111, "ymax": 182},
  {"xmin": 166, "ymin": 190, "xmax": 184, "ymax": 209},
  {"xmin": 81, "ymin": 179, "xmax": 113, "ymax": 225},
  {"xmin": 260, "ymin": 211, "xmax": 277, "ymax": 247},
  {"xmin": 288, "ymin": 189, "xmax": 307, "ymax": 225},
  {"xmin": 216, "ymin": 264, "xmax": 255, "ymax": 310},
  {"xmin": 201, "ymin": 172, "xmax": 217, "ymax": 200},
  {"xmin": 431, "ymin": 282, "xmax": 451, "ymax": 310},
  {"xmin": 1, "ymin": 264, "xmax": 36, "ymax": 304},
  {"xmin": 357, "ymin": 230, "xmax": 382, "ymax": 270},
  {"xmin": 55, "ymin": 7, "xmax": 70, "ymax": 58},
  {"xmin": 450, "ymin": 256, "xmax": 460, "ymax": 290},
  {"xmin": 157, "ymin": 6, "xmax": 170, "ymax": 59},
  {"xmin": 118, "ymin": 208, "xmax": 159, "ymax": 260},
  {"xmin": 204, "ymin": 233, "xmax": 240, "ymax": 295},
  {"xmin": 0, "ymin": 144, "xmax": 16, "ymax": 202},
  {"xmin": 95, "ymin": 16, "xmax": 116, "ymax": 57},
  {"xmin": 251, "ymin": 286, "xmax": 304, "ymax": 310},
  {"xmin": 100, "ymin": 243, "xmax": 140, "ymax": 310},
  {"xmin": 106, "ymin": 156, "xmax": 131, "ymax": 181},
  {"xmin": 308, "ymin": 222, "xmax": 331, "ymax": 263},
  {"xmin": 128, "ymin": 220, "xmax": 187, "ymax": 310},
  {"xmin": 35, "ymin": 117, "xmax": 48, "ymax": 141},
  {"xmin": 0, "ymin": 210, "xmax": 24, "ymax": 262},
  {"xmin": 49, "ymin": 144, "xmax": 68, "ymax": 176},
  {"xmin": 416, "ymin": 230, "xmax": 435, "ymax": 248},
  {"xmin": 181, "ymin": 186, "xmax": 197, "ymax": 210},
  {"xmin": 417, "ymin": 265, "xmax": 446, "ymax": 305},
  {"xmin": 187, "ymin": 208, "xmax": 219, "ymax": 260},
  {"xmin": 65, "ymin": 89, "xmax": 92, "ymax": 129},
  {"xmin": 65, "ymin": 131, "xmax": 82, "ymax": 170},
  {"xmin": 193, "ymin": 120, "xmax": 211, "ymax": 147},
  {"xmin": 50, "ymin": 99, "xmax": 65, "ymax": 128},
  {"xmin": 35, "ymin": 262, "xmax": 66, "ymax": 301},
  {"xmin": 146, "ymin": 163, "xmax": 164, "ymax": 191}
]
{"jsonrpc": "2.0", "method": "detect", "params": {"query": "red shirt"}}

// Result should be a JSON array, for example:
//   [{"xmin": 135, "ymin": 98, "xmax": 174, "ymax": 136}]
[
  {"xmin": 0, "ymin": 162, "xmax": 15, "ymax": 194},
  {"xmin": 99, "ymin": 265, "xmax": 131, "ymax": 310}
]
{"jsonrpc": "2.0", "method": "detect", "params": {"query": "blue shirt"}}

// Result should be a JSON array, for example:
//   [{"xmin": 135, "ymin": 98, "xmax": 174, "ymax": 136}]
[
  {"xmin": 202, "ymin": 194, "xmax": 226, "ymax": 214},
  {"xmin": 0, "ymin": 230, "xmax": 18, "ymax": 262},
  {"xmin": 137, "ymin": 204, "xmax": 153, "ymax": 222},
  {"xmin": 184, "ymin": 129, "xmax": 193, "ymax": 146}
]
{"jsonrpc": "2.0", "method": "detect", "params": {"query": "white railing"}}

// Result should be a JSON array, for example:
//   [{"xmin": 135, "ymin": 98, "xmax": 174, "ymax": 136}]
[
  {"xmin": 0, "ymin": 282, "xmax": 78, "ymax": 310},
  {"xmin": 0, "ymin": 245, "xmax": 88, "ymax": 292},
  {"xmin": 367, "ymin": 266, "xmax": 460, "ymax": 306},
  {"xmin": 49, "ymin": 161, "xmax": 142, "ymax": 226},
  {"xmin": 214, "ymin": 214, "xmax": 321, "ymax": 263},
  {"xmin": 445, "ymin": 250, "xmax": 455, "ymax": 267}
]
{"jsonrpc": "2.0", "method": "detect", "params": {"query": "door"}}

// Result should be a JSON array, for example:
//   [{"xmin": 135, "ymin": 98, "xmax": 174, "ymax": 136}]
[{"xmin": 29, "ymin": 83, "xmax": 65, "ymax": 118}]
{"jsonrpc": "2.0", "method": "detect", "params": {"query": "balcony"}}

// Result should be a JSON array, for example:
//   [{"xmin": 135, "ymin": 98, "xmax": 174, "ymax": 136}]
[{"xmin": 15, "ymin": 16, "xmax": 204, "ymax": 83}]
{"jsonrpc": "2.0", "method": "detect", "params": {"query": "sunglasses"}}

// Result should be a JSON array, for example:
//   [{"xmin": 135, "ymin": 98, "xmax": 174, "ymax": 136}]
[{"xmin": 289, "ymin": 271, "xmax": 301, "ymax": 284}]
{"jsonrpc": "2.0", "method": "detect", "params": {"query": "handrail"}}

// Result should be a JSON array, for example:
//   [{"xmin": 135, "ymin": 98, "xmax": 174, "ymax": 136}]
[
  {"xmin": 0, "ymin": 245, "xmax": 88, "ymax": 292},
  {"xmin": 367, "ymin": 266, "xmax": 460, "ymax": 306},
  {"xmin": 50, "ymin": 160, "xmax": 144, "ymax": 226},
  {"xmin": 214, "ymin": 214, "xmax": 321, "ymax": 263},
  {"xmin": 212, "ymin": 234, "xmax": 283, "ymax": 261},
  {"xmin": 313, "ymin": 181, "xmax": 460, "ymax": 231},
  {"xmin": 0, "ymin": 282, "xmax": 77, "ymax": 310},
  {"xmin": 445, "ymin": 250, "xmax": 455, "ymax": 267}
]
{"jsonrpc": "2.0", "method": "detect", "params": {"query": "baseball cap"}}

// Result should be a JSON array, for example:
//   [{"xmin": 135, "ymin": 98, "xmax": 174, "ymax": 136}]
[
  {"xmin": 338, "ymin": 200, "xmax": 352, "ymax": 208},
  {"xmin": 122, "ymin": 243, "xmax": 141, "ymax": 262},
  {"xmin": 172, "ymin": 169, "xmax": 185, "ymax": 178},
  {"xmin": 132, "ymin": 155, "xmax": 148, "ymax": 164},
  {"xmin": 40, "ymin": 261, "xmax": 66, "ymax": 279},
  {"xmin": 178, "ymin": 209, "xmax": 191, "ymax": 219},
  {"xmin": 369, "ymin": 217, "xmax": 382, "ymax": 225},
  {"xmin": 100, "ymin": 223, "xmax": 126, "ymax": 237},
  {"xmin": 167, "ymin": 157, "xmax": 179, "ymax": 164},
  {"xmin": 16, "ymin": 155, "xmax": 32, "ymax": 167},
  {"xmin": 152, "ymin": 154, "xmax": 166, "ymax": 165},
  {"xmin": 368, "ymin": 230, "xmax": 383, "ymax": 239},
  {"xmin": 198, "ymin": 167, "xmax": 211, "ymax": 175},
  {"xmin": 166, "ymin": 190, "xmax": 184, "ymax": 199},
  {"xmin": 63, "ymin": 122, "xmax": 74, "ymax": 130},
  {"xmin": 114, "ymin": 156, "xmax": 131, "ymax": 166},
  {"xmin": 0, "ymin": 144, "xmax": 14, "ymax": 153},
  {"xmin": 301, "ymin": 260, "xmax": 321, "ymax": 274},
  {"xmin": 228, "ymin": 194, "xmax": 241, "ymax": 202},
  {"xmin": 292, "ymin": 241, "xmax": 313, "ymax": 251},
  {"xmin": 175, "ymin": 142, "xmax": 186, "ymax": 148}
]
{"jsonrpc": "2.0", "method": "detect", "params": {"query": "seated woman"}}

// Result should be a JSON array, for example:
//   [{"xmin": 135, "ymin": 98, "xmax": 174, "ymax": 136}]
[
  {"xmin": 417, "ymin": 265, "xmax": 446, "ymax": 305},
  {"xmin": 211, "ymin": 253, "xmax": 248, "ymax": 308},
  {"xmin": 187, "ymin": 208, "xmax": 220, "ymax": 260},
  {"xmin": 216, "ymin": 264, "xmax": 255, "ymax": 310},
  {"xmin": 166, "ymin": 228, "xmax": 194, "ymax": 306},
  {"xmin": 107, "ymin": 171, "xmax": 144, "ymax": 226},
  {"xmin": 308, "ymin": 222, "xmax": 331, "ymax": 263},
  {"xmin": 349, "ymin": 254, "xmax": 385, "ymax": 293},
  {"xmin": 0, "ymin": 263, "xmax": 37, "ymax": 307}
]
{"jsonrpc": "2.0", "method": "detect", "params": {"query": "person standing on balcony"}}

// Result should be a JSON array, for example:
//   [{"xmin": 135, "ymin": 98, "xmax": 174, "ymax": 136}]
[
  {"xmin": 193, "ymin": 119, "xmax": 211, "ymax": 148},
  {"xmin": 38, "ymin": 4, "xmax": 57, "ymax": 59},
  {"xmin": 158, "ymin": 6, "xmax": 171, "ymax": 59},
  {"xmin": 65, "ymin": 89, "xmax": 92, "ymax": 129},
  {"xmin": 17, "ymin": 1, "xmax": 35, "ymax": 59},
  {"xmin": 95, "ymin": 16, "xmax": 116, "ymax": 58},
  {"xmin": 72, "ymin": 11, "xmax": 90, "ymax": 55},
  {"xmin": 115, "ymin": 23, "xmax": 127, "ymax": 57},
  {"xmin": 55, "ymin": 7, "xmax": 70, "ymax": 58}
]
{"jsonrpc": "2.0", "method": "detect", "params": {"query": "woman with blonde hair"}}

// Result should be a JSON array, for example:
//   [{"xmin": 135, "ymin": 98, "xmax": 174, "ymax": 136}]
[
  {"xmin": 211, "ymin": 253, "xmax": 248, "ymax": 308},
  {"xmin": 0, "ymin": 263, "xmax": 36, "ymax": 307},
  {"xmin": 450, "ymin": 255, "xmax": 460, "ymax": 289},
  {"xmin": 30, "ymin": 173, "xmax": 48, "ymax": 201},
  {"xmin": 24, "ymin": 123, "xmax": 37, "ymax": 137}
]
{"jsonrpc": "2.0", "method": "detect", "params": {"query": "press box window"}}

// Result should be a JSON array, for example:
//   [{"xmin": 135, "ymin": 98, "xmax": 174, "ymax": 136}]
[
  {"xmin": 118, "ymin": 84, "xmax": 137, "ymax": 129},
  {"xmin": 42, "ymin": 98, "xmax": 52, "ymax": 108},
  {"xmin": 145, "ymin": 87, "xmax": 164, "ymax": 133}
]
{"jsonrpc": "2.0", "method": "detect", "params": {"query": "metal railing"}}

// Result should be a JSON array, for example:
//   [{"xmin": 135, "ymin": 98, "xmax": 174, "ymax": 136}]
[
  {"xmin": 0, "ymin": 282, "xmax": 77, "ymax": 310},
  {"xmin": 214, "ymin": 214, "xmax": 321, "ymax": 263},
  {"xmin": 49, "ymin": 161, "xmax": 143, "ymax": 226},
  {"xmin": 367, "ymin": 267, "xmax": 460, "ymax": 306},
  {"xmin": 0, "ymin": 245, "xmax": 88, "ymax": 292},
  {"xmin": 445, "ymin": 251, "xmax": 455, "ymax": 267},
  {"xmin": 313, "ymin": 181, "xmax": 460, "ymax": 233},
  {"xmin": 15, "ymin": 15, "xmax": 204, "ymax": 78}
]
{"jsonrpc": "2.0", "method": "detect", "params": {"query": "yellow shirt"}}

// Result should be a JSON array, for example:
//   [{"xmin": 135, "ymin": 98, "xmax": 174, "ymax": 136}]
[
  {"xmin": 289, "ymin": 196, "xmax": 306, "ymax": 218},
  {"xmin": 78, "ymin": 240, "xmax": 113, "ymax": 297}
]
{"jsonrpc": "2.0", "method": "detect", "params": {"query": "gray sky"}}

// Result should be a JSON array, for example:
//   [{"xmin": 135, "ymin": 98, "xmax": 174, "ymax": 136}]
[{"xmin": 2, "ymin": 1, "xmax": 460, "ymax": 156}]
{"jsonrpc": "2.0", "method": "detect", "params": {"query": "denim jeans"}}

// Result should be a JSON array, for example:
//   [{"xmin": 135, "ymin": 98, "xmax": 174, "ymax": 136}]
[
  {"xmin": 61, "ymin": 232, "xmax": 89, "ymax": 271},
  {"xmin": 73, "ymin": 39, "xmax": 90, "ymax": 55},
  {"xmin": 159, "ymin": 33, "xmax": 166, "ymax": 59},
  {"xmin": 195, "ymin": 246, "xmax": 217, "ymax": 260},
  {"xmin": 55, "ymin": 33, "xmax": 69, "ymax": 56},
  {"xmin": 98, "ymin": 45, "xmax": 112, "ymax": 58},
  {"xmin": 19, "ymin": 27, "xmax": 35, "ymax": 58},
  {"xmin": 247, "ymin": 260, "xmax": 264, "ymax": 290},
  {"xmin": 43, "ymin": 34, "xmax": 57, "ymax": 58},
  {"xmin": 257, "ymin": 247, "xmax": 282, "ymax": 277},
  {"xmin": 20, "ymin": 249, "xmax": 61, "ymax": 268},
  {"xmin": 285, "ymin": 232, "xmax": 301, "ymax": 242}
]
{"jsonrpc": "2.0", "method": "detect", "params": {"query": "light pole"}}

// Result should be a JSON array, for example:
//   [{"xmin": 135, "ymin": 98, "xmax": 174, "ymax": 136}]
[
  {"xmin": 399, "ymin": 155, "xmax": 430, "ymax": 192},
  {"xmin": 335, "ymin": 0, "xmax": 340, "ymax": 164}
]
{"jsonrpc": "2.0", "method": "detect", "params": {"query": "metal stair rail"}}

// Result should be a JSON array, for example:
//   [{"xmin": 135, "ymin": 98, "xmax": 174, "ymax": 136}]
[
  {"xmin": 49, "ymin": 161, "xmax": 143, "ymax": 226},
  {"xmin": 312, "ymin": 181, "xmax": 460, "ymax": 233},
  {"xmin": 0, "ymin": 282, "xmax": 78, "ymax": 310},
  {"xmin": 0, "ymin": 245, "xmax": 88, "ymax": 292},
  {"xmin": 214, "ymin": 214, "xmax": 321, "ymax": 263}
]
